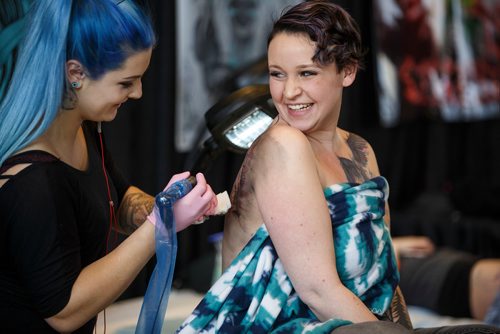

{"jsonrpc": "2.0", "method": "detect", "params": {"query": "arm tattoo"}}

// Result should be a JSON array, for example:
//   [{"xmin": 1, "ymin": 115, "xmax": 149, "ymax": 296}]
[
  {"xmin": 116, "ymin": 191, "xmax": 154, "ymax": 235},
  {"xmin": 230, "ymin": 145, "xmax": 255, "ymax": 219},
  {"xmin": 339, "ymin": 133, "xmax": 373, "ymax": 183}
]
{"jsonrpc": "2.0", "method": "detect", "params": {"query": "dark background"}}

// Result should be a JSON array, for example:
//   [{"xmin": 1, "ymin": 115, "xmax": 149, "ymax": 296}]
[
  {"xmin": 103, "ymin": 0, "xmax": 499, "ymax": 297},
  {"xmin": 2, "ymin": 0, "xmax": 498, "ymax": 298},
  {"xmin": 104, "ymin": 0, "xmax": 499, "ymax": 297}
]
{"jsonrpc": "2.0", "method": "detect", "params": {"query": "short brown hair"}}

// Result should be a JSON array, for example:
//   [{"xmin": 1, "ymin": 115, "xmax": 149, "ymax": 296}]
[{"xmin": 268, "ymin": 0, "xmax": 365, "ymax": 72}]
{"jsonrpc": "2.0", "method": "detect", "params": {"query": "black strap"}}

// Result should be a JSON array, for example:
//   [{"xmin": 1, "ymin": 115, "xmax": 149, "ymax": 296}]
[{"xmin": 0, "ymin": 150, "xmax": 58, "ymax": 176}]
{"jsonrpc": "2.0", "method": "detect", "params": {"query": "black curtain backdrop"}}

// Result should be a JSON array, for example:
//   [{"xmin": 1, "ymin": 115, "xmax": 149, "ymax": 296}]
[{"xmin": 104, "ymin": 0, "xmax": 499, "ymax": 297}]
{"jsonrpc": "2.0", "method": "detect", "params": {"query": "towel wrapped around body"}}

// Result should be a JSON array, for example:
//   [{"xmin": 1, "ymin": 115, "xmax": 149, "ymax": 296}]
[{"xmin": 176, "ymin": 176, "xmax": 399, "ymax": 334}]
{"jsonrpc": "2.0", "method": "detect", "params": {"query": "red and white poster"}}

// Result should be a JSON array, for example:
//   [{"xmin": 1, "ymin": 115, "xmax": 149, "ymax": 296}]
[{"xmin": 374, "ymin": 0, "xmax": 499, "ymax": 126}]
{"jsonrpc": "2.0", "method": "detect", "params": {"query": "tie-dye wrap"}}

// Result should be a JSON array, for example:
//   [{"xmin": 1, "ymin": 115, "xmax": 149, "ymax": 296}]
[{"xmin": 177, "ymin": 176, "xmax": 399, "ymax": 333}]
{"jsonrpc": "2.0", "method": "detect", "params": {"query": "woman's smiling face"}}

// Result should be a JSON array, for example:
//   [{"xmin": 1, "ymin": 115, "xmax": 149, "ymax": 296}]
[
  {"xmin": 74, "ymin": 48, "xmax": 152, "ymax": 122},
  {"xmin": 267, "ymin": 32, "xmax": 355, "ymax": 134}
]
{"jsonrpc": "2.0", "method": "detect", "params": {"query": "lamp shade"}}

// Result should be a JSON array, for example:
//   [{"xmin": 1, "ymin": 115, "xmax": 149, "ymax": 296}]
[{"xmin": 205, "ymin": 84, "xmax": 277, "ymax": 154}]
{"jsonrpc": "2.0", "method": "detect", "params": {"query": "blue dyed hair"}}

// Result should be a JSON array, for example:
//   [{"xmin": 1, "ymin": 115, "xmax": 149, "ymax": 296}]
[{"xmin": 0, "ymin": 0, "xmax": 156, "ymax": 165}]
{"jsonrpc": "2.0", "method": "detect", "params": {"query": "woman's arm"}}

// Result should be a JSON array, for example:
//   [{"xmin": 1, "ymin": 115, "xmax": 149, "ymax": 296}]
[
  {"xmin": 392, "ymin": 236, "xmax": 435, "ymax": 258},
  {"xmin": 116, "ymin": 171, "xmax": 216, "ymax": 235},
  {"xmin": 45, "ymin": 221, "xmax": 155, "ymax": 332},
  {"xmin": 253, "ymin": 125, "xmax": 377, "ymax": 323},
  {"xmin": 116, "ymin": 185, "xmax": 155, "ymax": 234},
  {"xmin": 46, "ymin": 172, "xmax": 216, "ymax": 332}
]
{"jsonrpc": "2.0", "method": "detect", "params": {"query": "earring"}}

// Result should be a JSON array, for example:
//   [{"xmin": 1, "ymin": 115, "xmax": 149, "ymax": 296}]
[{"xmin": 71, "ymin": 81, "xmax": 81, "ymax": 89}]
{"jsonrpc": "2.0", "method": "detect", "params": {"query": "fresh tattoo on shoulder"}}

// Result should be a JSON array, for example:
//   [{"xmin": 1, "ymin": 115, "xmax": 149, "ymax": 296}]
[
  {"xmin": 117, "ymin": 191, "xmax": 154, "ymax": 235},
  {"xmin": 230, "ymin": 145, "xmax": 255, "ymax": 219},
  {"xmin": 338, "ymin": 133, "xmax": 373, "ymax": 183}
]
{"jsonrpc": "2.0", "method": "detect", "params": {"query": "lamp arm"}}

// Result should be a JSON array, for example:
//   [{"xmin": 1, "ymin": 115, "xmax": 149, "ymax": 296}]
[{"xmin": 185, "ymin": 136, "xmax": 224, "ymax": 174}]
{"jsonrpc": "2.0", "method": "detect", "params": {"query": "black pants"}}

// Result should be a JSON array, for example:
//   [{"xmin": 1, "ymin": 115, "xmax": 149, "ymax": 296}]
[
  {"xmin": 330, "ymin": 321, "xmax": 499, "ymax": 334},
  {"xmin": 399, "ymin": 248, "xmax": 479, "ymax": 317}
]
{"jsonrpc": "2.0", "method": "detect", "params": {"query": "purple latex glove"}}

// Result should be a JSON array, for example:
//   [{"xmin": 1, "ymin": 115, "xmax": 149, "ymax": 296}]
[{"xmin": 147, "ymin": 172, "xmax": 216, "ymax": 232}]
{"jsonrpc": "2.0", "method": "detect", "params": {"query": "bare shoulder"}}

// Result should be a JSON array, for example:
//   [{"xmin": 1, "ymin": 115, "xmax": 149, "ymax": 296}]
[
  {"xmin": 222, "ymin": 124, "xmax": 316, "ymax": 268},
  {"xmin": 253, "ymin": 123, "xmax": 314, "ymax": 166},
  {"xmin": 227, "ymin": 124, "xmax": 312, "ymax": 208},
  {"xmin": 251, "ymin": 123, "xmax": 320, "ymax": 197},
  {"xmin": 261, "ymin": 123, "xmax": 310, "ymax": 145},
  {"xmin": 263, "ymin": 122, "xmax": 307, "ymax": 138}
]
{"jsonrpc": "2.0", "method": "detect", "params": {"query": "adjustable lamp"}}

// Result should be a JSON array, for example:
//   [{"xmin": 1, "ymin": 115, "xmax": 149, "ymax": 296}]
[
  {"xmin": 206, "ymin": 84, "xmax": 276, "ymax": 153},
  {"xmin": 187, "ymin": 84, "xmax": 277, "ymax": 172}
]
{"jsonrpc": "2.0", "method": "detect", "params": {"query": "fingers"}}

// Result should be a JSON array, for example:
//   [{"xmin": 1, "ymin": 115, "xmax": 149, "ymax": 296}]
[
  {"xmin": 198, "ymin": 180, "xmax": 217, "ymax": 213},
  {"xmin": 185, "ymin": 174, "xmax": 217, "ymax": 215},
  {"xmin": 195, "ymin": 172, "xmax": 207, "ymax": 188},
  {"xmin": 167, "ymin": 172, "xmax": 217, "ymax": 231},
  {"xmin": 191, "ymin": 185, "xmax": 218, "ymax": 224},
  {"xmin": 188, "ymin": 173, "xmax": 208, "ymax": 197},
  {"xmin": 165, "ymin": 171, "xmax": 191, "ymax": 189},
  {"xmin": 202, "ymin": 184, "xmax": 218, "ymax": 215}
]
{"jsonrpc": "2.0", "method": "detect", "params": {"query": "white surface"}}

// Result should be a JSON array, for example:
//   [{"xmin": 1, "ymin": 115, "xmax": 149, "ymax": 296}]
[
  {"xmin": 95, "ymin": 289, "xmax": 203, "ymax": 334},
  {"xmin": 94, "ymin": 290, "xmax": 484, "ymax": 333},
  {"xmin": 408, "ymin": 305, "xmax": 484, "ymax": 329}
]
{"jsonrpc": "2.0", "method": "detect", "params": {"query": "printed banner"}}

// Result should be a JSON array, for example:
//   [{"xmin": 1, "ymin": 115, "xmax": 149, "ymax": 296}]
[
  {"xmin": 175, "ymin": 0, "xmax": 302, "ymax": 152},
  {"xmin": 374, "ymin": 0, "xmax": 499, "ymax": 126}
]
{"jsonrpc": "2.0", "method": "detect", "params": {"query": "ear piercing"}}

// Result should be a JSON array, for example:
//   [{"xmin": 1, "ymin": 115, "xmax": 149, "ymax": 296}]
[{"xmin": 71, "ymin": 81, "xmax": 82, "ymax": 89}]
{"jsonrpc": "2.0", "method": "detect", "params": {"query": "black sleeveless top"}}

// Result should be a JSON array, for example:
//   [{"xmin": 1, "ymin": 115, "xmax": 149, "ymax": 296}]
[{"xmin": 0, "ymin": 121, "xmax": 130, "ymax": 333}]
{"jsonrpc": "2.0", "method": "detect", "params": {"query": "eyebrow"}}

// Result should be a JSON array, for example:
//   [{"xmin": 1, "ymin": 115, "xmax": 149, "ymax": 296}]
[
  {"xmin": 268, "ymin": 63, "xmax": 317, "ymax": 70},
  {"xmin": 122, "ymin": 75, "xmax": 142, "ymax": 80},
  {"xmin": 297, "ymin": 63, "xmax": 318, "ymax": 69}
]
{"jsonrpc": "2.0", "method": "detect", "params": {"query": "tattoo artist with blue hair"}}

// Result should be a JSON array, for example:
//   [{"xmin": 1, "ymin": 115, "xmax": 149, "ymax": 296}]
[{"xmin": 0, "ymin": 1, "xmax": 217, "ymax": 332}]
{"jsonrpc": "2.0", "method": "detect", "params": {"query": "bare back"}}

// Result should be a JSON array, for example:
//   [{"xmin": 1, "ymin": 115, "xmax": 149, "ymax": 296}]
[
  {"xmin": 222, "ymin": 124, "xmax": 381, "ymax": 270},
  {"xmin": 222, "ymin": 141, "xmax": 263, "ymax": 269}
]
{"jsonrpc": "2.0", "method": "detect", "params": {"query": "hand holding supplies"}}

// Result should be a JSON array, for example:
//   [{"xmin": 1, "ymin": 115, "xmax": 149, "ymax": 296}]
[{"xmin": 138, "ymin": 174, "xmax": 231, "ymax": 334}]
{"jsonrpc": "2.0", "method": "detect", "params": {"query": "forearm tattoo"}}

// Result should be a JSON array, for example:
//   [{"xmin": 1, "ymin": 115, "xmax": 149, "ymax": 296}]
[
  {"xmin": 339, "ymin": 133, "xmax": 373, "ymax": 183},
  {"xmin": 116, "ymin": 191, "xmax": 154, "ymax": 235}
]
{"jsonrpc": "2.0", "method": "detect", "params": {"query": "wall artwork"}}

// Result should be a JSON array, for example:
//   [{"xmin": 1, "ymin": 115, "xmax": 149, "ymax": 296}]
[
  {"xmin": 175, "ymin": 0, "xmax": 302, "ymax": 152},
  {"xmin": 374, "ymin": 0, "xmax": 499, "ymax": 126}
]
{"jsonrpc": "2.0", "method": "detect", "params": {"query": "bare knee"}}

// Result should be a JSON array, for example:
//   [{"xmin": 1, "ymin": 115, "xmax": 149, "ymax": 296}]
[{"xmin": 470, "ymin": 259, "xmax": 500, "ymax": 320}]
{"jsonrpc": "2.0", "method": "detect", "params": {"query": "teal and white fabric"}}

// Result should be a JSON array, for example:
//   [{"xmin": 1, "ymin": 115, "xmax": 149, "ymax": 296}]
[{"xmin": 177, "ymin": 176, "xmax": 399, "ymax": 333}]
